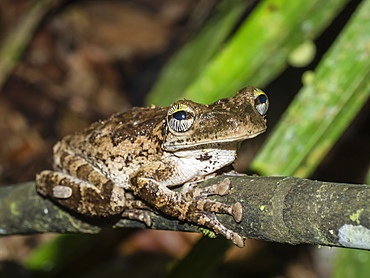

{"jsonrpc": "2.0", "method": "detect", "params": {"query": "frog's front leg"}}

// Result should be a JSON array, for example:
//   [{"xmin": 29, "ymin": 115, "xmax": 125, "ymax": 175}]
[{"xmin": 131, "ymin": 169, "xmax": 245, "ymax": 247}]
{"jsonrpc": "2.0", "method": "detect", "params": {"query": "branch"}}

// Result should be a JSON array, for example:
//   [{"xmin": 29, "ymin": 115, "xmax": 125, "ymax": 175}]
[{"xmin": 1, "ymin": 176, "xmax": 369, "ymax": 250}]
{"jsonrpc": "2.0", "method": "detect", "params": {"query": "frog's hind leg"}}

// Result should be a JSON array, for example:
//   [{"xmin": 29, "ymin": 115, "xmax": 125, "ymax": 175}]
[
  {"xmin": 36, "ymin": 144, "xmax": 127, "ymax": 217},
  {"xmin": 38, "ymin": 169, "xmax": 152, "ymax": 225},
  {"xmin": 121, "ymin": 209, "xmax": 152, "ymax": 226},
  {"xmin": 36, "ymin": 170, "xmax": 126, "ymax": 217}
]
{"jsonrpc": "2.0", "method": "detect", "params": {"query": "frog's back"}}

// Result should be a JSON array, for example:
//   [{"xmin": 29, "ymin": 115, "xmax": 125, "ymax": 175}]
[
  {"xmin": 87, "ymin": 106, "xmax": 166, "ymax": 143},
  {"xmin": 67, "ymin": 106, "xmax": 166, "ymax": 148},
  {"xmin": 57, "ymin": 106, "xmax": 168, "ymax": 186}
]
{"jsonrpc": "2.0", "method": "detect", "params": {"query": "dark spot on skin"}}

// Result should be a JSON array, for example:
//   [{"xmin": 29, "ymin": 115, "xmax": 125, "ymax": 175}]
[
  {"xmin": 59, "ymin": 152, "xmax": 69, "ymax": 166},
  {"xmin": 59, "ymin": 177, "xmax": 68, "ymax": 185},
  {"xmin": 89, "ymin": 132, "xmax": 98, "ymax": 145},
  {"xmin": 125, "ymin": 153, "xmax": 133, "ymax": 166},
  {"xmin": 111, "ymin": 136, "xmax": 123, "ymax": 147},
  {"xmin": 76, "ymin": 164, "xmax": 91, "ymax": 180},
  {"xmin": 95, "ymin": 152, "xmax": 104, "ymax": 161},
  {"xmin": 155, "ymin": 145, "xmax": 162, "ymax": 154},
  {"xmin": 196, "ymin": 153, "xmax": 212, "ymax": 161}
]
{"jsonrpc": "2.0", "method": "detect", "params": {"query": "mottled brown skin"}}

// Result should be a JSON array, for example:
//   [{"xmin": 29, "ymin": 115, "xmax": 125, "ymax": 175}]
[{"xmin": 36, "ymin": 86, "xmax": 268, "ymax": 247}]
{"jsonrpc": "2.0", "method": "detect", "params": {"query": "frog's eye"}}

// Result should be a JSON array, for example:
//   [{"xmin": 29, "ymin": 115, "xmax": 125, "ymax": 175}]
[
  {"xmin": 167, "ymin": 104, "xmax": 195, "ymax": 132},
  {"xmin": 254, "ymin": 89, "xmax": 269, "ymax": 116}
]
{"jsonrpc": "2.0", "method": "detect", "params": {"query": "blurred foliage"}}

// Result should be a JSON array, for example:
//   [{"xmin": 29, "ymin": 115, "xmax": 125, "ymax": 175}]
[
  {"xmin": 147, "ymin": 0, "xmax": 247, "ymax": 106},
  {"xmin": 0, "ymin": 0, "xmax": 59, "ymax": 90},
  {"xmin": 333, "ymin": 248, "xmax": 370, "ymax": 278},
  {"xmin": 166, "ymin": 236, "xmax": 232, "ymax": 278},
  {"xmin": 251, "ymin": 0, "xmax": 370, "ymax": 177},
  {"xmin": 147, "ymin": 0, "xmax": 350, "ymax": 105},
  {"xmin": 24, "ymin": 234, "xmax": 93, "ymax": 272}
]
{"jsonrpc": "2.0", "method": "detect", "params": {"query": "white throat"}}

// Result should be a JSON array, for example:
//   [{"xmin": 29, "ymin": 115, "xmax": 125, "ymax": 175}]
[{"xmin": 162, "ymin": 148, "xmax": 237, "ymax": 186}]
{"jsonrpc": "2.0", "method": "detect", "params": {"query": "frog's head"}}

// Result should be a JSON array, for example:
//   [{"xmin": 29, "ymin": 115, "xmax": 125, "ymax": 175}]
[{"xmin": 163, "ymin": 86, "xmax": 268, "ymax": 151}]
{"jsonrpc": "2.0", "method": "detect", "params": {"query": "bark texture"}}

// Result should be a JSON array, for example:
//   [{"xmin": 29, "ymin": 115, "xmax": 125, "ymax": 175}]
[{"xmin": 0, "ymin": 176, "xmax": 369, "ymax": 250}]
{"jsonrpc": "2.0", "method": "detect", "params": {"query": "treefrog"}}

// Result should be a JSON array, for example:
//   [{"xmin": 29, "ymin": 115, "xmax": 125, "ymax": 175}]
[{"xmin": 36, "ymin": 86, "xmax": 268, "ymax": 247}]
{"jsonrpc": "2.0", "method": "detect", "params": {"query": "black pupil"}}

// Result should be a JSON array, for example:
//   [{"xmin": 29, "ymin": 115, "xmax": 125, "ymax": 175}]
[
  {"xmin": 258, "ymin": 94, "xmax": 267, "ymax": 103},
  {"xmin": 173, "ymin": 110, "xmax": 187, "ymax": 120}
]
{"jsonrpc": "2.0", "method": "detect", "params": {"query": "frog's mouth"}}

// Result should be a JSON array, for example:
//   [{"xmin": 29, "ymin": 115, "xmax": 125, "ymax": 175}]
[{"xmin": 163, "ymin": 128, "xmax": 266, "ymax": 152}]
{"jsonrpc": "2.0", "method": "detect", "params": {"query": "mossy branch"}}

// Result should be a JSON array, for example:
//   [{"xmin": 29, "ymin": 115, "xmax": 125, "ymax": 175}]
[{"xmin": 0, "ymin": 176, "xmax": 369, "ymax": 250}]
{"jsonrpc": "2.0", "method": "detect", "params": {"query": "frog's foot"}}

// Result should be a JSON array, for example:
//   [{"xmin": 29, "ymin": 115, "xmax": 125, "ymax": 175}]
[
  {"xmin": 183, "ymin": 194, "xmax": 243, "ymax": 223},
  {"xmin": 180, "ymin": 178, "xmax": 242, "ymax": 222},
  {"xmin": 197, "ymin": 213, "xmax": 245, "ymax": 248},
  {"xmin": 133, "ymin": 176, "xmax": 244, "ymax": 247},
  {"xmin": 122, "ymin": 199, "xmax": 152, "ymax": 226},
  {"xmin": 182, "ymin": 177, "xmax": 232, "ymax": 197},
  {"xmin": 178, "ymin": 195, "xmax": 244, "ymax": 246},
  {"xmin": 121, "ymin": 209, "xmax": 152, "ymax": 226}
]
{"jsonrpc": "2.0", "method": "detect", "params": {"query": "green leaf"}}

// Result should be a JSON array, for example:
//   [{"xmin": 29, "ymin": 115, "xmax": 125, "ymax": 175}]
[
  {"xmin": 174, "ymin": 0, "xmax": 350, "ymax": 104},
  {"xmin": 251, "ymin": 0, "xmax": 370, "ymax": 177}
]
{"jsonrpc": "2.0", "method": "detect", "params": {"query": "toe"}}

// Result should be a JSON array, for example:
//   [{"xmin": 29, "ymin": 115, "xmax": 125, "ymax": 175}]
[{"xmin": 232, "ymin": 202, "xmax": 243, "ymax": 223}]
